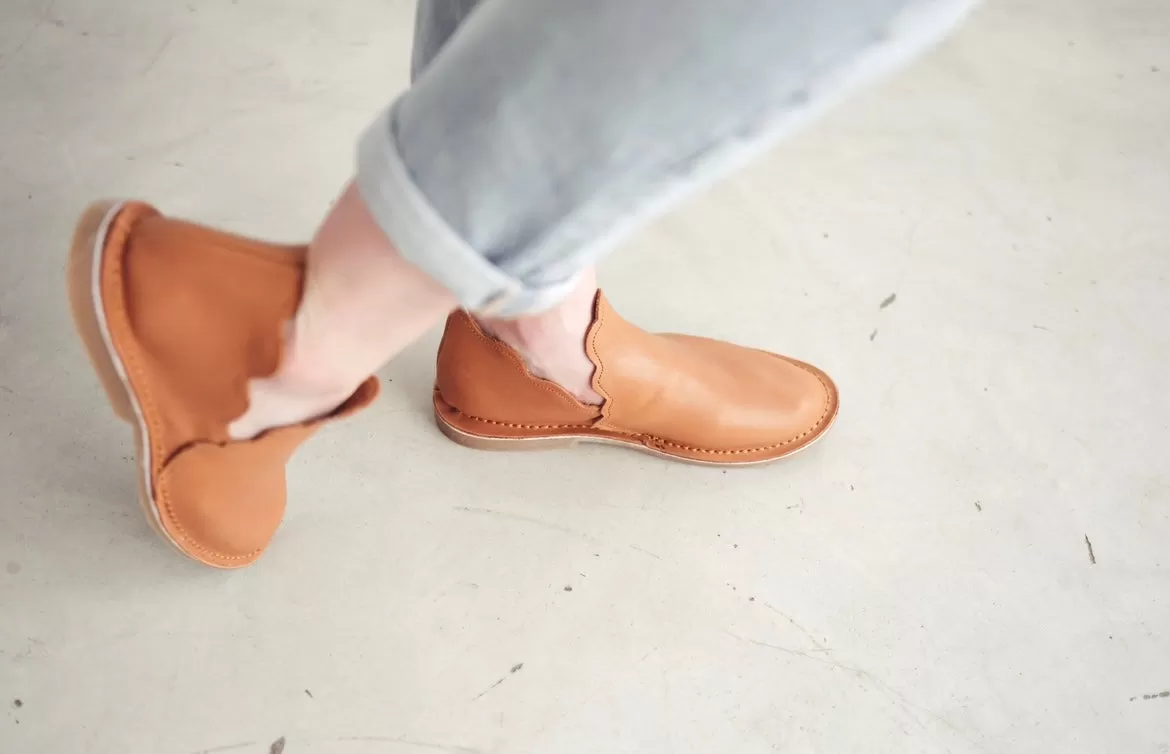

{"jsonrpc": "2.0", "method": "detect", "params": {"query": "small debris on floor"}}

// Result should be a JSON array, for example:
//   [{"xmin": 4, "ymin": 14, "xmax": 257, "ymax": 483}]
[
  {"xmin": 510, "ymin": 663, "xmax": 524, "ymax": 673},
  {"xmin": 270, "ymin": 737, "xmax": 286, "ymax": 754},
  {"xmin": 974, "ymin": 501, "xmax": 982, "ymax": 512},
  {"xmin": 879, "ymin": 293, "xmax": 897, "ymax": 309},
  {"xmin": 869, "ymin": 329, "xmax": 878, "ymax": 341},
  {"xmin": 1084, "ymin": 535, "xmax": 1097, "ymax": 565},
  {"xmin": 304, "ymin": 689, "xmax": 313, "ymax": 698},
  {"xmin": 563, "ymin": 585, "xmax": 572, "ymax": 592},
  {"xmin": 13, "ymin": 699, "xmax": 22, "ymax": 708}
]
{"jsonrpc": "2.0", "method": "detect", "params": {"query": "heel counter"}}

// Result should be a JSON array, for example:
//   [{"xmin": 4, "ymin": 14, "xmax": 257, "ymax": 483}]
[{"xmin": 435, "ymin": 312, "xmax": 599, "ymax": 425}]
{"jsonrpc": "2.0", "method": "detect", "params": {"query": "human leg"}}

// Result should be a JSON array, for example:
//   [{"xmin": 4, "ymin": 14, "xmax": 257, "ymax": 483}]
[
  {"xmin": 227, "ymin": 0, "xmax": 491, "ymax": 438},
  {"xmin": 245, "ymin": 0, "xmax": 977, "ymax": 433},
  {"xmin": 70, "ymin": 0, "xmax": 975, "ymax": 565},
  {"xmin": 363, "ymin": 0, "xmax": 975, "ymax": 407},
  {"xmin": 362, "ymin": 0, "xmax": 976, "ymax": 318},
  {"xmin": 227, "ymin": 183, "xmax": 455, "ymax": 440},
  {"xmin": 359, "ymin": 0, "xmax": 976, "ymax": 449}
]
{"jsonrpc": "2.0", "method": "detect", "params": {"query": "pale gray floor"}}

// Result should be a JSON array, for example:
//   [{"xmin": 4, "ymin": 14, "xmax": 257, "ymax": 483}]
[{"xmin": 1, "ymin": 1, "xmax": 1168, "ymax": 753}]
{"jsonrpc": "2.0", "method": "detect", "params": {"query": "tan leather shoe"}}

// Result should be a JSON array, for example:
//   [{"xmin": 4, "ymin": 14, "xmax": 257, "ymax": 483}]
[
  {"xmin": 434, "ymin": 293, "xmax": 838, "ymax": 465},
  {"xmin": 67, "ymin": 201, "xmax": 379, "ymax": 568}
]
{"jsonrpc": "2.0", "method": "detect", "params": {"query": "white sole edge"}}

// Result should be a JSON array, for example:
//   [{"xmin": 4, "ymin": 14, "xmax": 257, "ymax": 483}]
[{"xmin": 88, "ymin": 202, "xmax": 177, "ymax": 548}]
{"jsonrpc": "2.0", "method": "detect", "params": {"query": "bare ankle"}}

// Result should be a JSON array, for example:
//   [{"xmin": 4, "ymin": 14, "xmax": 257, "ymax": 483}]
[
  {"xmin": 477, "ymin": 272, "xmax": 603, "ymax": 405},
  {"xmin": 230, "ymin": 181, "xmax": 458, "ymax": 440}
]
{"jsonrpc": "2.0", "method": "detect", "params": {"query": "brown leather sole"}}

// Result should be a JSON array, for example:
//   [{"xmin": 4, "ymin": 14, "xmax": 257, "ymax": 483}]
[
  {"xmin": 433, "ymin": 374, "xmax": 839, "ymax": 467},
  {"xmin": 67, "ymin": 201, "xmax": 224, "ymax": 567}
]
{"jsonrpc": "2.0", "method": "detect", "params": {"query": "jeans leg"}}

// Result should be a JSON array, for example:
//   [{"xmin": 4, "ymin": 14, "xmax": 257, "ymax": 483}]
[
  {"xmin": 410, "ymin": 0, "xmax": 484, "ymax": 82},
  {"xmin": 362, "ymin": 0, "xmax": 977, "ymax": 316}
]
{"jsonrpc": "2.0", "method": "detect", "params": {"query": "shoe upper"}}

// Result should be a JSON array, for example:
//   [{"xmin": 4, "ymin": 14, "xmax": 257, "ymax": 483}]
[
  {"xmin": 435, "ymin": 292, "xmax": 837, "ymax": 463},
  {"xmin": 436, "ymin": 309, "xmax": 602, "ymax": 428},
  {"xmin": 585, "ymin": 293, "xmax": 835, "ymax": 455},
  {"xmin": 97, "ymin": 204, "xmax": 377, "ymax": 567}
]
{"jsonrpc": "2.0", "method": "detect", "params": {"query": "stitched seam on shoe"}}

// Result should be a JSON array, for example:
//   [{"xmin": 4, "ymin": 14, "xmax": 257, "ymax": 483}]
[
  {"xmin": 655, "ymin": 362, "xmax": 834, "ymax": 455},
  {"xmin": 105, "ymin": 230, "xmax": 262, "ymax": 563},
  {"xmin": 450, "ymin": 408, "xmax": 594, "ymax": 431},
  {"xmin": 586, "ymin": 303, "xmax": 613, "ymax": 422},
  {"xmin": 448, "ymin": 362, "xmax": 834, "ymax": 454},
  {"xmin": 582, "ymin": 303, "xmax": 832, "ymax": 455}
]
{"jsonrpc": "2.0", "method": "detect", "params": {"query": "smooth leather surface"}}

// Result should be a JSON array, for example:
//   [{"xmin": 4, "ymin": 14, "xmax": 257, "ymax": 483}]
[
  {"xmin": 435, "ymin": 292, "xmax": 838, "ymax": 464},
  {"xmin": 436, "ymin": 310, "xmax": 601, "ymax": 428},
  {"xmin": 98, "ymin": 203, "xmax": 378, "ymax": 567}
]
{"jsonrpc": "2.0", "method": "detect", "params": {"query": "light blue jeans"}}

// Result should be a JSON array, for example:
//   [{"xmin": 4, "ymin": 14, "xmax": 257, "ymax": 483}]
[{"xmin": 357, "ymin": 0, "xmax": 975, "ymax": 317}]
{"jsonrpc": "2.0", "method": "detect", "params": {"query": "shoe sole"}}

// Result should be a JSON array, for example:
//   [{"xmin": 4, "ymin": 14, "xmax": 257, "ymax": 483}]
[
  {"xmin": 433, "ymin": 390, "xmax": 837, "ymax": 467},
  {"xmin": 66, "ymin": 201, "xmax": 209, "ymax": 565}
]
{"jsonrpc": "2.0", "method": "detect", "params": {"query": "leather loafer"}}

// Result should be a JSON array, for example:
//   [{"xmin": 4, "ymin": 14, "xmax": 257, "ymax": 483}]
[
  {"xmin": 433, "ymin": 292, "xmax": 838, "ymax": 465},
  {"xmin": 67, "ymin": 201, "xmax": 379, "ymax": 568}
]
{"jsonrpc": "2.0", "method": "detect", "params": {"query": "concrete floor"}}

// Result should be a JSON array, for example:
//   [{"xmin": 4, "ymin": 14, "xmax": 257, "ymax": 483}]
[{"xmin": 1, "ymin": 0, "xmax": 1168, "ymax": 752}]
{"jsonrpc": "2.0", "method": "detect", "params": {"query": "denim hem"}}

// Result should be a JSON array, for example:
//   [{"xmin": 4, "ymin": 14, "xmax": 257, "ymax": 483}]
[{"xmin": 357, "ymin": 103, "xmax": 573, "ymax": 317}]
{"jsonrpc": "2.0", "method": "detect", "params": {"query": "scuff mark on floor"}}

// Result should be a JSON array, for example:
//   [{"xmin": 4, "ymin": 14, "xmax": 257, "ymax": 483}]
[
  {"xmin": 1130, "ymin": 690, "xmax": 1170, "ymax": 701},
  {"xmin": 455, "ymin": 506, "xmax": 592, "ymax": 541},
  {"xmin": 761, "ymin": 602, "xmax": 828, "ymax": 651},
  {"xmin": 1084, "ymin": 535, "xmax": 1096, "ymax": 565},
  {"xmin": 471, "ymin": 663, "xmax": 525, "ymax": 701},
  {"xmin": 189, "ymin": 742, "xmax": 256, "ymax": 754},
  {"xmin": 737, "ymin": 603, "xmax": 987, "ymax": 750},
  {"xmin": 627, "ymin": 544, "xmax": 662, "ymax": 560},
  {"xmin": 337, "ymin": 736, "xmax": 484, "ymax": 754}
]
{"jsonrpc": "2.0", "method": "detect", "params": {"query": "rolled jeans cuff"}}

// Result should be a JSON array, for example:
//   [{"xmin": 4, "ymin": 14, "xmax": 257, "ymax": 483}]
[{"xmin": 356, "ymin": 104, "xmax": 577, "ymax": 317}]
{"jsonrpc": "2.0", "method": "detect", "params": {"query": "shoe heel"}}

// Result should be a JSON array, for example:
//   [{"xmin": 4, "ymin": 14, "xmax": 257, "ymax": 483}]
[{"xmin": 67, "ymin": 200, "xmax": 136, "ymax": 423}]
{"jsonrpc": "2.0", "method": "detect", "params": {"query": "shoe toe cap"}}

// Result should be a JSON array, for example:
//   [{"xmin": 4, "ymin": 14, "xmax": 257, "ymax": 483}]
[
  {"xmin": 155, "ymin": 441, "xmax": 289, "ymax": 568},
  {"xmin": 705, "ymin": 350, "xmax": 837, "ymax": 458},
  {"xmin": 760, "ymin": 354, "xmax": 838, "ymax": 449}
]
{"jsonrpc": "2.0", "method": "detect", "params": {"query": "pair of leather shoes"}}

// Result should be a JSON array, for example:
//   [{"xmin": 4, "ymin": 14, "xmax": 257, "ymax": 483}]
[{"xmin": 68, "ymin": 202, "xmax": 838, "ymax": 568}]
